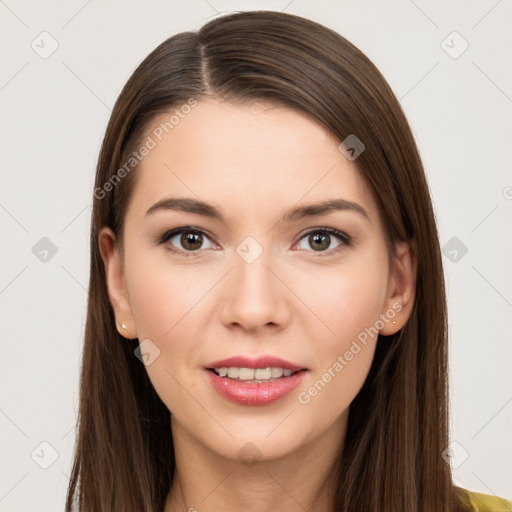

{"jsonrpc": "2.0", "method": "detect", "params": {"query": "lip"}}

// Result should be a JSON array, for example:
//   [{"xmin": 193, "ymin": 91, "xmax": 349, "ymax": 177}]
[
  {"xmin": 205, "ymin": 368, "xmax": 307, "ymax": 406},
  {"xmin": 206, "ymin": 355, "xmax": 306, "ymax": 371}
]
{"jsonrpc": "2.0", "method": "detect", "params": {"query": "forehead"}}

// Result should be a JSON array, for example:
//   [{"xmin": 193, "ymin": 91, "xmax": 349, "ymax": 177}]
[{"xmin": 126, "ymin": 99, "xmax": 378, "ymax": 223}]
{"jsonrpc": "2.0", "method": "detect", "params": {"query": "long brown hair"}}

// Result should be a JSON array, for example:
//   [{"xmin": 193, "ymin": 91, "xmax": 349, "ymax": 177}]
[{"xmin": 65, "ymin": 10, "xmax": 470, "ymax": 512}]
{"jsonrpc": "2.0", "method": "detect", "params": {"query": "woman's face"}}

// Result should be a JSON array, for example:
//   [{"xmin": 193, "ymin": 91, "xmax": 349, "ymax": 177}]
[{"xmin": 100, "ymin": 99, "xmax": 414, "ymax": 463}]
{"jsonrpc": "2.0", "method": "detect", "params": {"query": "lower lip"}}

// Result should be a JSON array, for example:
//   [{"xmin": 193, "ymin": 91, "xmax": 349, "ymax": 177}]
[{"xmin": 205, "ymin": 369, "xmax": 307, "ymax": 406}]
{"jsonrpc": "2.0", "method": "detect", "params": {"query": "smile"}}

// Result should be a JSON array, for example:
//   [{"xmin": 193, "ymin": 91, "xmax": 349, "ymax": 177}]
[
  {"xmin": 204, "ymin": 354, "xmax": 308, "ymax": 406},
  {"xmin": 211, "ymin": 366, "xmax": 298, "ymax": 381}
]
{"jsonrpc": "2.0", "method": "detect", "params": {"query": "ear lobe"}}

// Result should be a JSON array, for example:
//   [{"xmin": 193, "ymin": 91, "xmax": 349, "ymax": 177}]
[
  {"xmin": 98, "ymin": 227, "xmax": 137, "ymax": 339},
  {"xmin": 379, "ymin": 240, "xmax": 416, "ymax": 336}
]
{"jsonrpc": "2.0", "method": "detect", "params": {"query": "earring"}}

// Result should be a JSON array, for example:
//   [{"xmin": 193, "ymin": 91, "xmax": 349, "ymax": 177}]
[
  {"xmin": 116, "ymin": 321, "xmax": 128, "ymax": 336},
  {"xmin": 392, "ymin": 321, "xmax": 397, "ymax": 325}
]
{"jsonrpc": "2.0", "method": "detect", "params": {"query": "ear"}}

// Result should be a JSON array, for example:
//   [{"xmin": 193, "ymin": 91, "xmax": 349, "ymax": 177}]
[
  {"xmin": 98, "ymin": 227, "xmax": 137, "ymax": 339},
  {"xmin": 378, "ymin": 240, "xmax": 416, "ymax": 336}
]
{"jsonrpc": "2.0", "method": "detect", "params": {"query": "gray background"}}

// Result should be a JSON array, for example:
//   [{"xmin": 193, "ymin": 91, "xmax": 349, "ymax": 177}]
[{"xmin": 1, "ymin": 0, "xmax": 511, "ymax": 510}]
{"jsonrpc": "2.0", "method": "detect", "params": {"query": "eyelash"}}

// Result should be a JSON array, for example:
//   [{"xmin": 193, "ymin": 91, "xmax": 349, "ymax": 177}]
[{"xmin": 156, "ymin": 226, "xmax": 352, "ymax": 258}]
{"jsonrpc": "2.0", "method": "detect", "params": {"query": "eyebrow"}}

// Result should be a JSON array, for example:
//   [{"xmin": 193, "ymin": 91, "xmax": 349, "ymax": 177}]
[{"xmin": 145, "ymin": 197, "xmax": 371, "ymax": 223}]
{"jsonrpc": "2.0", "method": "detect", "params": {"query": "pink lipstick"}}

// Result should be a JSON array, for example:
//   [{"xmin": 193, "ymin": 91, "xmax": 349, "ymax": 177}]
[{"xmin": 204, "ymin": 355, "xmax": 307, "ymax": 406}]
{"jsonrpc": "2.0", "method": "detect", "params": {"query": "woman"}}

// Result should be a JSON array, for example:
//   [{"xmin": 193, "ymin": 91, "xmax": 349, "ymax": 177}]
[{"xmin": 65, "ymin": 10, "xmax": 511, "ymax": 512}]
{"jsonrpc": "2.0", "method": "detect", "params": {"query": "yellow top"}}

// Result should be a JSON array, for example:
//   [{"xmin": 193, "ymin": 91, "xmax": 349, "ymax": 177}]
[{"xmin": 460, "ymin": 488, "xmax": 512, "ymax": 511}]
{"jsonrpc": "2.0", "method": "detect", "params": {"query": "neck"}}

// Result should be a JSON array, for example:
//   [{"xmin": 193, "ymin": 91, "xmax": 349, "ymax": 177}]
[{"xmin": 164, "ymin": 411, "xmax": 347, "ymax": 512}]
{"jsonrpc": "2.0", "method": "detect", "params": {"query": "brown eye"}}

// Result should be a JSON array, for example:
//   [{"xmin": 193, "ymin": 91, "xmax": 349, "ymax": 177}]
[
  {"xmin": 181, "ymin": 232, "xmax": 203, "ymax": 250},
  {"xmin": 308, "ymin": 232, "xmax": 330, "ymax": 251},
  {"xmin": 296, "ymin": 228, "xmax": 351, "ymax": 254},
  {"xmin": 159, "ymin": 227, "xmax": 217, "ymax": 254}
]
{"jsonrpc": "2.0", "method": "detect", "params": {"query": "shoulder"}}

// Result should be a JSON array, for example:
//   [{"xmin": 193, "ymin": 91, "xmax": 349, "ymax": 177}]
[{"xmin": 457, "ymin": 487, "xmax": 512, "ymax": 512}]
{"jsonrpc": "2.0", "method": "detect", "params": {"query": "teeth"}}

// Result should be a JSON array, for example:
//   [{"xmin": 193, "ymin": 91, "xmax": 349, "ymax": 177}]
[
  {"xmin": 239, "ymin": 368, "xmax": 255, "ymax": 380},
  {"xmin": 213, "ymin": 367, "xmax": 297, "ymax": 380},
  {"xmin": 254, "ymin": 368, "xmax": 272, "ymax": 380},
  {"xmin": 271, "ymin": 367, "xmax": 282, "ymax": 378},
  {"xmin": 227, "ymin": 367, "xmax": 238, "ymax": 379}
]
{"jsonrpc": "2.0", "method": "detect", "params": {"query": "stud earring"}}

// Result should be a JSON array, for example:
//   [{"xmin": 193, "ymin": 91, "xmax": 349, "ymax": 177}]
[
  {"xmin": 392, "ymin": 321, "xmax": 397, "ymax": 325},
  {"xmin": 116, "ymin": 321, "xmax": 128, "ymax": 335}
]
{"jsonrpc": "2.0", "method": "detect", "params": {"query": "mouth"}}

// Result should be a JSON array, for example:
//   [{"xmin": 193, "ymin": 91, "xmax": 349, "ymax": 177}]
[
  {"xmin": 207, "ymin": 366, "xmax": 303, "ymax": 383},
  {"xmin": 204, "ymin": 355, "xmax": 308, "ymax": 406}
]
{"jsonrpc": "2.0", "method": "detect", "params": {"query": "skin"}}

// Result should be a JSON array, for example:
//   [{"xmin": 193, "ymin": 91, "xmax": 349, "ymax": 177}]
[{"xmin": 99, "ymin": 99, "xmax": 416, "ymax": 512}]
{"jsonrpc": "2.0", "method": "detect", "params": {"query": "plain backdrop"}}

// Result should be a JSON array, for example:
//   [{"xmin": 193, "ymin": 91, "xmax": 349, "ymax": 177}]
[{"xmin": 1, "ymin": 1, "xmax": 511, "ymax": 510}]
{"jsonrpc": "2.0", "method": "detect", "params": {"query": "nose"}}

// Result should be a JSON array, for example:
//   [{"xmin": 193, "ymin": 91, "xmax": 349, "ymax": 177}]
[{"xmin": 219, "ymin": 250, "xmax": 291, "ymax": 333}]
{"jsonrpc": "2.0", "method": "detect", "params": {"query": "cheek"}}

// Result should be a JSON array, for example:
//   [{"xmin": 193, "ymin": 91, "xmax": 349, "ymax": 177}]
[
  {"xmin": 296, "ymin": 255, "xmax": 389, "ymax": 346},
  {"xmin": 294, "ymin": 282, "xmax": 384, "ymax": 416},
  {"xmin": 291, "ymin": 252, "xmax": 389, "ymax": 404},
  {"xmin": 123, "ymin": 251, "xmax": 210, "ymax": 411},
  {"xmin": 124, "ymin": 247, "xmax": 208, "ymax": 339}
]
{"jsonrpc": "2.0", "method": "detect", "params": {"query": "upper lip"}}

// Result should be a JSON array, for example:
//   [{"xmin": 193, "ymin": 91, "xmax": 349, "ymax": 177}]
[{"xmin": 206, "ymin": 355, "xmax": 307, "ymax": 371}]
